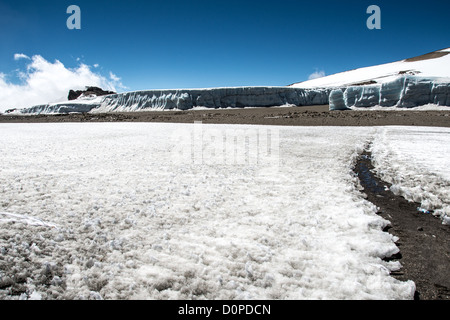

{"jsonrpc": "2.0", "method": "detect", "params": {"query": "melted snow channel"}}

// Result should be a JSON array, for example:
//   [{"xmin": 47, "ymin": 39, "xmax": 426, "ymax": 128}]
[{"xmin": 371, "ymin": 126, "xmax": 450, "ymax": 224}]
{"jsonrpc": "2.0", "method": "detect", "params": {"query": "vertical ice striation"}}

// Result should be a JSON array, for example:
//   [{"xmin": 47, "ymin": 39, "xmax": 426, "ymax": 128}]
[
  {"xmin": 432, "ymin": 83, "xmax": 450, "ymax": 106},
  {"xmin": 15, "ymin": 87, "xmax": 332, "ymax": 115},
  {"xmin": 330, "ymin": 76, "xmax": 450, "ymax": 109},
  {"xmin": 379, "ymin": 77, "xmax": 405, "ymax": 107},
  {"xmin": 329, "ymin": 89, "xmax": 349, "ymax": 110},
  {"xmin": 20, "ymin": 103, "xmax": 100, "ymax": 114},
  {"xmin": 11, "ymin": 76, "xmax": 450, "ymax": 115},
  {"xmin": 96, "ymin": 87, "xmax": 332, "ymax": 112}
]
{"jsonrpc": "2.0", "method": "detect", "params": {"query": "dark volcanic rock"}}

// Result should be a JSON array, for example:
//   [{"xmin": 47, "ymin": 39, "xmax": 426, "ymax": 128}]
[{"xmin": 68, "ymin": 86, "xmax": 116, "ymax": 101}]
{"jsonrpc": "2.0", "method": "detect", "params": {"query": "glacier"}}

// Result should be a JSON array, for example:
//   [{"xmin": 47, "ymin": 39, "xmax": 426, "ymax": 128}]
[
  {"xmin": 329, "ymin": 76, "xmax": 450, "ymax": 110},
  {"xmin": 14, "ymin": 87, "xmax": 331, "ymax": 115},
  {"xmin": 19, "ymin": 102, "xmax": 101, "ymax": 115},
  {"xmin": 8, "ymin": 76, "xmax": 450, "ymax": 115}
]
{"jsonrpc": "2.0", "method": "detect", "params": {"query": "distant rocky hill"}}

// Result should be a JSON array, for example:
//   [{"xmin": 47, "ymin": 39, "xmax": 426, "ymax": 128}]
[{"xmin": 68, "ymin": 86, "xmax": 116, "ymax": 100}]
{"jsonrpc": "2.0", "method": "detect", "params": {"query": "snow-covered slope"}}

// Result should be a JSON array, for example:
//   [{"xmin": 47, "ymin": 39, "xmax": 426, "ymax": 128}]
[{"xmin": 291, "ymin": 48, "xmax": 450, "ymax": 89}]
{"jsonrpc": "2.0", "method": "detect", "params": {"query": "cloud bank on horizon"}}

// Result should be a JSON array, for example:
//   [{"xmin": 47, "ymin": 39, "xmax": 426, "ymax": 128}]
[{"xmin": 0, "ymin": 54, "xmax": 125, "ymax": 112}]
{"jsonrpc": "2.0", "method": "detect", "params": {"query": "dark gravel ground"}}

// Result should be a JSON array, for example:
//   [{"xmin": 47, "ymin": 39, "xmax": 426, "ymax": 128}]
[
  {"xmin": 1, "ymin": 105, "xmax": 450, "ymax": 127},
  {"xmin": 355, "ymin": 152, "xmax": 450, "ymax": 300}
]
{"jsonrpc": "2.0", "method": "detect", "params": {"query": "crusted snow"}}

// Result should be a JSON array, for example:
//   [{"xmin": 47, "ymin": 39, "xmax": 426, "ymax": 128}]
[
  {"xmin": 350, "ymin": 104, "xmax": 450, "ymax": 111},
  {"xmin": 0, "ymin": 123, "xmax": 417, "ymax": 300}
]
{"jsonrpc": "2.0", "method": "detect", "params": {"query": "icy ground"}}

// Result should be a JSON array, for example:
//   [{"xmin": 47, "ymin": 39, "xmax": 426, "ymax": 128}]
[{"xmin": 2, "ymin": 123, "xmax": 448, "ymax": 300}]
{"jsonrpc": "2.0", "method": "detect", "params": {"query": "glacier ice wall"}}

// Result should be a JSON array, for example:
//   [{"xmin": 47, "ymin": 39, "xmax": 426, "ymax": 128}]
[
  {"xmin": 17, "ymin": 87, "xmax": 331, "ymax": 115},
  {"xmin": 95, "ymin": 87, "xmax": 331, "ymax": 112},
  {"xmin": 19, "ymin": 103, "xmax": 100, "ymax": 115},
  {"xmin": 329, "ymin": 90, "xmax": 350, "ymax": 111},
  {"xmin": 330, "ymin": 76, "xmax": 450, "ymax": 110},
  {"xmin": 14, "ymin": 76, "xmax": 450, "ymax": 115}
]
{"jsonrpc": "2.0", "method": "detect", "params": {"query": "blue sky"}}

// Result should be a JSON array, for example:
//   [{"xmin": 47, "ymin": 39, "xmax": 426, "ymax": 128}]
[{"xmin": 0, "ymin": 0, "xmax": 449, "ymax": 109}]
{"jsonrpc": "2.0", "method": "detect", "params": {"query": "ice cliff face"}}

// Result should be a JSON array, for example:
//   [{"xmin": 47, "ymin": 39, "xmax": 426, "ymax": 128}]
[
  {"xmin": 20, "ymin": 103, "xmax": 101, "ymax": 114},
  {"xmin": 329, "ymin": 76, "xmax": 450, "ymax": 110},
  {"xmin": 16, "ymin": 87, "xmax": 331, "ymax": 115},
  {"xmin": 8, "ymin": 48, "xmax": 450, "ymax": 115},
  {"xmin": 96, "ymin": 87, "xmax": 331, "ymax": 112},
  {"xmin": 12, "ymin": 77, "xmax": 450, "ymax": 115}
]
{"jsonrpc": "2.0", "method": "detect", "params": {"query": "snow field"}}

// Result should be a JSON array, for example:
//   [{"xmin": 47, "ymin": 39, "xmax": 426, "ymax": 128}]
[
  {"xmin": 370, "ymin": 126, "xmax": 450, "ymax": 224},
  {"xmin": 0, "ymin": 123, "xmax": 416, "ymax": 299},
  {"xmin": 291, "ymin": 48, "xmax": 450, "ymax": 88}
]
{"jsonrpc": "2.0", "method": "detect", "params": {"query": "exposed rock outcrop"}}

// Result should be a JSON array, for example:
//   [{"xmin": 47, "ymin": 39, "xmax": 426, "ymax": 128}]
[{"xmin": 68, "ymin": 86, "xmax": 116, "ymax": 101}]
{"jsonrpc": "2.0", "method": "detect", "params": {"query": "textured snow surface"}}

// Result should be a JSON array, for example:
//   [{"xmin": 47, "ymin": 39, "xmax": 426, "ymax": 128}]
[
  {"xmin": 0, "ymin": 123, "xmax": 418, "ymax": 300},
  {"xmin": 329, "ymin": 76, "xmax": 450, "ymax": 110},
  {"xmin": 371, "ymin": 127, "xmax": 450, "ymax": 225}
]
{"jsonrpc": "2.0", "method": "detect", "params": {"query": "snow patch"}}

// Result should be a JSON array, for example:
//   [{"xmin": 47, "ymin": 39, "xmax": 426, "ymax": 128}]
[{"xmin": 371, "ymin": 127, "xmax": 450, "ymax": 224}]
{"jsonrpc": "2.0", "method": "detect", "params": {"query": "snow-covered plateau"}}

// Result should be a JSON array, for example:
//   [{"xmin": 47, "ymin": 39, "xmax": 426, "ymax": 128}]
[{"xmin": 1, "ymin": 123, "xmax": 448, "ymax": 300}]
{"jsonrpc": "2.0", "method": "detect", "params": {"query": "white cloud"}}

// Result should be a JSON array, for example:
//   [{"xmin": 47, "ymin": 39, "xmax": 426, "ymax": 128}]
[
  {"xmin": 109, "ymin": 71, "xmax": 120, "ymax": 82},
  {"xmin": 308, "ymin": 70, "xmax": 326, "ymax": 80},
  {"xmin": 109, "ymin": 72, "xmax": 127, "ymax": 91},
  {"xmin": 14, "ymin": 53, "xmax": 30, "ymax": 61},
  {"xmin": 0, "ymin": 54, "xmax": 125, "ymax": 112}
]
